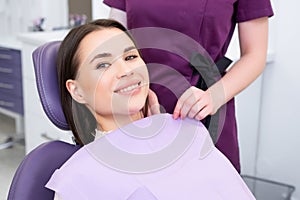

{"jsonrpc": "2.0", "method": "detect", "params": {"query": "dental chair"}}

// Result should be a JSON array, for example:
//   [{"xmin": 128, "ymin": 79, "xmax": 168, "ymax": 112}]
[{"xmin": 7, "ymin": 41, "xmax": 81, "ymax": 200}]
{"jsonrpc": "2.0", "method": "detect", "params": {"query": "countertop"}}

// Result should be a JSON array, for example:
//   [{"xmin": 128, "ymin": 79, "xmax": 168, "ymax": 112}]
[
  {"xmin": 0, "ymin": 36, "xmax": 22, "ymax": 49},
  {"xmin": 17, "ymin": 30, "xmax": 70, "ymax": 46}
]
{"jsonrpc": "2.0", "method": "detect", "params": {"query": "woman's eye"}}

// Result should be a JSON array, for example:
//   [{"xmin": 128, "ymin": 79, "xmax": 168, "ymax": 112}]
[
  {"xmin": 125, "ymin": 55, "xmax": 138, "ymax": 61},
  {"xmin": 96, "ymin": 62, "xmax": 111, "ymax": 69}
]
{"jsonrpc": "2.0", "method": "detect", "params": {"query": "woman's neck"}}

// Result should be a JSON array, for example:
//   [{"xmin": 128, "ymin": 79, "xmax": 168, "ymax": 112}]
[{"xmin": 96, "ymin": 112, "xmax": 143, "ymax": 132}]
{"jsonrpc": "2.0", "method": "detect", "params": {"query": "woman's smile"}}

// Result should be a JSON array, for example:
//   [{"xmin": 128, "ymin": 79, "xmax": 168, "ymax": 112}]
[{"xmin": 114, "ymin": 81, "xmax": 142, "ymax": 94}]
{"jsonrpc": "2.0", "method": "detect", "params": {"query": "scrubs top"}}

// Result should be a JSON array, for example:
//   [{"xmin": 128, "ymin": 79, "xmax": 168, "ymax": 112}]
[
  {"xmin": 46, "ymin": 114, "xmax": 255, "ymax": 199},
  {"xmin": 103, "ymin": 0, "xmax": 274, "ymax": 172}
]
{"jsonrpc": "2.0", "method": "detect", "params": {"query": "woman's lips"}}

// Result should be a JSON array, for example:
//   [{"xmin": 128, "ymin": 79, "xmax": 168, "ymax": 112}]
[{"xmin": 114, "ymin": 81, "xmax": 142, "ymax": 93}]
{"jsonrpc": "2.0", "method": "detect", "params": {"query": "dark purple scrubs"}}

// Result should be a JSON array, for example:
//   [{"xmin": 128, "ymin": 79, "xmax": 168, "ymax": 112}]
[{"xmin": 103, "ymin": 0, "xmax": 273, "ymax": 172}]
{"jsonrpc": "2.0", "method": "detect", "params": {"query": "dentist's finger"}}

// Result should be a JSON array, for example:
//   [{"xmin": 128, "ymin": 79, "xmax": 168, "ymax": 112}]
[
  {"xmin": 187, "ymin": 99, "xmax": 207, "ymax": 119},
  {"xmin": 174, "ymin": 87, "xmax": 205, "ymax": 119},
  {"xmin": 195, "ymin": 106, "xmax": 211, "ymax": 121},
  {"xmin": 173, "ymin": 87, "xmax": 196, "ymax": 119}
]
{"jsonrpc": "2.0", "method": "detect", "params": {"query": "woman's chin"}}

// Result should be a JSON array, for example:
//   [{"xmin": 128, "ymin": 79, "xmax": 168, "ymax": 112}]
[{"xmin": 128, "ymin": 107, "xmax": 144, "ymax": 115}]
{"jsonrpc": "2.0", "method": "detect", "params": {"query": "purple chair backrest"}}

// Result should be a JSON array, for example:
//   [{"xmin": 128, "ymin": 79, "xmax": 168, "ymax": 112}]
[
  {"xmin": 32, "ymin": 41, "xmax": 69, "ymax": 130},
  {"xmin": 7, "ymin": 41, "xmax": 80, "ymax": 200}
]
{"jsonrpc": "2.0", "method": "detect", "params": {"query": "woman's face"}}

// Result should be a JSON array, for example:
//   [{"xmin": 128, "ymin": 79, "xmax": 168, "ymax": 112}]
[{"xmin": 68, "ymin": 28, "xmax": 149, "ymax": 127}]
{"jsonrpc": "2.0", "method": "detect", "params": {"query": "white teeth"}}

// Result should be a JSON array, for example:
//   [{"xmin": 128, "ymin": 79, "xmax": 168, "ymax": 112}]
[{"xmin": 118, "ymin": 83, "xmax": 140, "ymax": 93}]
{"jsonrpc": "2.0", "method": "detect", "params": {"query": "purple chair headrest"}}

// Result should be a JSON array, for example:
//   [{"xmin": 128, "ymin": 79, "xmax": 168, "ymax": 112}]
[{"xmin": 32, "ymin": 41, "xmax": 69, "ymax": 130}]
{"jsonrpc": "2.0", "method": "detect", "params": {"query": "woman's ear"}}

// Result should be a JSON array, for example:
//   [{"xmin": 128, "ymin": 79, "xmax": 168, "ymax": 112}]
[{"xmin": 66, "ymin": 79, "xmax": 86, "ymax": 104}]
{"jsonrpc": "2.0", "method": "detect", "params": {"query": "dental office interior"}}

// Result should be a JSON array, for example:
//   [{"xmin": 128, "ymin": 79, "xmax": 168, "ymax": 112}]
[{"xmin": 0, "ymin": 0, "xmax": 299, "ymax": 199}]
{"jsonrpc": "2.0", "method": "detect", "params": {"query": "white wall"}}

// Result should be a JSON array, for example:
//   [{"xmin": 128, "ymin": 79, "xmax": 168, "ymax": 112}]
[
  {"xmin": 257, "ymin": 0, "xmax": 300, "ymax": 199},
  {"xmin": 91, "ymin": 0, "xmax": 110, "ymax": 19},
  {"xmin": 0, "ymin": 0, "xmax": 68, "ymax": 36}
]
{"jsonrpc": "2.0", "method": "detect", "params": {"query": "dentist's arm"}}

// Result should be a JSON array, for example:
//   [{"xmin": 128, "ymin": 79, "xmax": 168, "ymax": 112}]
[{"xmin": 174, "ymin": 17, "xmax": 269, "ymax": 120}]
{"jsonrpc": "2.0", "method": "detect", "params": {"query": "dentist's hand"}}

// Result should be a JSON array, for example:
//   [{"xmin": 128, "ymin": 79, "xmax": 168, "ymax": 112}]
[
  {"xmin": 147, "ymin": 89, "xmax": 160, "ymax": 116},
  {"xmin": 173, "ymin": 83, "xmax": 225, "ymax": 120}
]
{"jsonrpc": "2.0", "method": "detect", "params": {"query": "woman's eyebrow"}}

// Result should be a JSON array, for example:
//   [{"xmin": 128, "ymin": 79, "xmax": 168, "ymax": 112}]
[
  {"xmin": 124, "ymin": 46, "xmax": 136, "ymax": 53},
  {"xmin": 89, "ymin": 46, "xmax": 136, "ymax": 63},
  {"xmin": 89, "ymin": 53, "xmax": 112, "ymax": 63}
]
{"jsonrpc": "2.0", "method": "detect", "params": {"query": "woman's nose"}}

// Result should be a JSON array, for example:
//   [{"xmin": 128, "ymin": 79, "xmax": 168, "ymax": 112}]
[{"xmin": 116, "ymin": 59, "xmax": 134, "ymax": 78}]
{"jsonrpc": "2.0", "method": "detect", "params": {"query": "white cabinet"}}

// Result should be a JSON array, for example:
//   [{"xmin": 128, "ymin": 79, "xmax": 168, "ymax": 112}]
[{"xmin": 18, "ymin": 31, "xmax": 73, "ymax": 154}]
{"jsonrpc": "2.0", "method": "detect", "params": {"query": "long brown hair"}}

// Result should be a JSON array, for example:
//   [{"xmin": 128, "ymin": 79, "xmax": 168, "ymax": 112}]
[{"xmin": 57, "ymin": 19, "xmax": 148, "ymax": 145}]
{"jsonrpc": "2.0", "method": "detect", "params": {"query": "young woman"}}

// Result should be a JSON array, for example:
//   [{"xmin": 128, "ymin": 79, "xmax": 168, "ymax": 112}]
[
  {"xmin": 57, "ymin": 19, "xmax": 159, "ymax": 145},
  {"xmin": 46, "ymin": 19, "xmax": 255, "ymax": 199}
]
